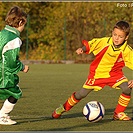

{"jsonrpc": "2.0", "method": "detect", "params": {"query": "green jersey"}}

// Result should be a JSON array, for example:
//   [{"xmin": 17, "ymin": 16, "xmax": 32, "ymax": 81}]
[{"xmin": 0, "ymin": 25, "xmax": 24, "ymax": 100}]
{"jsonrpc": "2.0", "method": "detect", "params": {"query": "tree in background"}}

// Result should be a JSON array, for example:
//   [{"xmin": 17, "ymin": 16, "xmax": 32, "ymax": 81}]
[{"xmin": 0, "ymin": 2, "xmax": 132, "ymax": 61}]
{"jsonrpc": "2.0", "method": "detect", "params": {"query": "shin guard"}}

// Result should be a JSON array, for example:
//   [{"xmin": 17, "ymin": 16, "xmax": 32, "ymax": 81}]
[
  {"xmin": 63, "ymin": 92, "xmax": 80, "ymax": 111},
  {"xmin": 114, "ymin": 93, "xmax": 131, "ymax": 114}
]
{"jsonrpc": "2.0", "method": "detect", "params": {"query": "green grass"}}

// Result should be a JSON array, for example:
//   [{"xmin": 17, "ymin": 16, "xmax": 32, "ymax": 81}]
[{"xmin": 0, "ymin": 64, "xmax": 133, "ymax": 131}]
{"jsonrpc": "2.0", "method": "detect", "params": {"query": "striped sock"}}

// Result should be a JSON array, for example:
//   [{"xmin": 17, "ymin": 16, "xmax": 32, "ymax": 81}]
[
  {"xmin": 114, "ymin": 93, "xmax": 131, "ymax": 114},
  {"xmin": 63, "ymin": 92, "xmax": 80, "ymax": 111}
]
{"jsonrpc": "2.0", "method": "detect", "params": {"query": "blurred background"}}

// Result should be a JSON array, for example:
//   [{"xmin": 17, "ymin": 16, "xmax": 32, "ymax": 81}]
[{"xmin": 0, "ymin": 2, "xmax": 132, "ymax": 63}]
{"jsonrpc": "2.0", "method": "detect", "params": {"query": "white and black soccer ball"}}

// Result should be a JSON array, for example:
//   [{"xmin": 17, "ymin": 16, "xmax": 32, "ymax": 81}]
[{"xmin": 83, "ymin": 101, "xmax": 105, "ymax": 122}]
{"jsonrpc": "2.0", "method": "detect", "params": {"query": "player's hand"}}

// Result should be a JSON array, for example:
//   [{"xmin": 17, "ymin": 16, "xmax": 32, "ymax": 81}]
[
  {"xmin": 128, "ymin": 80, "xmax": 133, "ymax": 88},
  {"xmin": 76, "ymin": 48, "xmax": 83, "ymax": 55},
  {"xmin": 23, "ymin": 65, "xmax": 29, "ymax": 73}
]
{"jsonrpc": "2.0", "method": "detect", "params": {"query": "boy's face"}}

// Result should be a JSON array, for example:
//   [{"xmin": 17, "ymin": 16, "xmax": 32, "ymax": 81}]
[{"xmin": 112, "ymin": 28, "xmax": 128, "ymax": 46}]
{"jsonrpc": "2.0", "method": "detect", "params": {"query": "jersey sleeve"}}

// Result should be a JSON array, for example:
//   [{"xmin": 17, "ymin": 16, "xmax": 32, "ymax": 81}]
[
  {"xmin": 4, "ymin": 48, "xmax": 24, "ymax": 73},
  {"xmin": 124, "ymin": 45, "xmax": 133, "ymax": 70},
  {"xmin": 2, "ymin": 37, "xmax": 24, "ymax": 73},
  {"xmin": 82, "ymin": 38, "xmax": 104, "ymax": 55}
]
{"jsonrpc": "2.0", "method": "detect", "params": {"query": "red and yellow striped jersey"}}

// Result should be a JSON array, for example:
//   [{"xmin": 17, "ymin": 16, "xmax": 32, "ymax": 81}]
[{"xmin": 83, "ymin": 37, "xmax": 133, "ymax": 79}]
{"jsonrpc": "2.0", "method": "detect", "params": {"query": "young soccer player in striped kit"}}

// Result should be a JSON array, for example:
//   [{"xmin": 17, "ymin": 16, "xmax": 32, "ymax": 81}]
[{"xmin": 52, "ymin": 20, "xmax": 133, "ymax": 121}]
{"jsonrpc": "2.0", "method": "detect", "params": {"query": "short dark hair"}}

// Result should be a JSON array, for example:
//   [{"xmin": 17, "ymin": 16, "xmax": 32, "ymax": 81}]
[
  {"xmin": 5, "ymin": 6, "xmax": 27, "ymax": 28},
  {"xmin": 113, "ymin": 21, "xmax": 130, "ymax": 36}
]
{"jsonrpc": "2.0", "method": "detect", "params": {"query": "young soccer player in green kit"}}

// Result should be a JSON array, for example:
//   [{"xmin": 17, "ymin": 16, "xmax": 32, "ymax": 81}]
[
  {"xmin": 0, "ymin": 6, "xmax": 29, "ymax": 125},
  {"xmin": 52, "ymin": 20, "xmax": 133, "ymax": 121}
]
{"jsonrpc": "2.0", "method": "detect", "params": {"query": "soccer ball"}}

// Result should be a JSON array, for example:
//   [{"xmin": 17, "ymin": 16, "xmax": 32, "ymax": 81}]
[{"xmin": 83, "ymin": 101, "xmax": 105, "ymax": 122}]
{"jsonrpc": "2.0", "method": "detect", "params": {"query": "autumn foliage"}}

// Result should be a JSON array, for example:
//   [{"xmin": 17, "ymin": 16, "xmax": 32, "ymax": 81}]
[{"xmin": 0, "ymin": 2, "xmax": 133, "ymax": 61}]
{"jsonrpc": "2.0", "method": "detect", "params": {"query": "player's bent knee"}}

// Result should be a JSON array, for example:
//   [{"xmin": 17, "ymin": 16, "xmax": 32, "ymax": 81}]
[
  {"xmin": 122, "ymin": 88, "xmax": 132, "ymax": 95},
  {"xmin": 8, "ymin": 96, "xmax": 18, "ymax": 104},
  {"xmin": 75, "ymin": 88, "xmax": 92, "ymax": 99},
  {"xmin": 119, "ymin": 82, "xmax": 132, "ymax": 95}
]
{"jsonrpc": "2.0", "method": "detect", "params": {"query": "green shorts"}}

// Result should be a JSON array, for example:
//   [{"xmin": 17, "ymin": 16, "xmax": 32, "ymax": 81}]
[{"xmin": 0, "ymin": 85, "xmax": 22, "ymax": 100}]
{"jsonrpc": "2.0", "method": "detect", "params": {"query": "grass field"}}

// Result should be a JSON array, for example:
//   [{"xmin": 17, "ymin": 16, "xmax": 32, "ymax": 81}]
[{"xmin": 0, "ymin": 64, "xmax": 133, "ymax": 131}]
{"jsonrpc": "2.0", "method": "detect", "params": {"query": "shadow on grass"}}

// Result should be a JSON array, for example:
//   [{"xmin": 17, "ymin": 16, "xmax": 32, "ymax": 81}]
[
  {"xmin": 14, "ymin": 112, "xmax": 113, "ymax": 131},
  {"xmin": 15, "ymin": 107, "xmax": 116, "ymax": 123},
  {"xmin": 46, "ymin": 119, "xmax": 112, "ymax": 131},
  {"xmin": 15, "ymin": 116, "xmax": 53, "ymax": 125},
  {"xmin": 13, "ymin": 106, "xmax": 133, "ymax": 131}
]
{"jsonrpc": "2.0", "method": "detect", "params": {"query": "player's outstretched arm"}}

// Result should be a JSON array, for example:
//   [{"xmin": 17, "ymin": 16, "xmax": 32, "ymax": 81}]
[
  {"xmin": 76, "ymin": 45, "xmax": 87, "ymax": 55},
  {"xmin": 22, "ymin": 65, "xmax": 29, "ymax": 73},
  {"xmin": 76, "ymin": 48, "xmax": 84, "ymax": 55},
  {"xmin": 128, "ymin": 80, "xmax": 133, "ymax": 88}
]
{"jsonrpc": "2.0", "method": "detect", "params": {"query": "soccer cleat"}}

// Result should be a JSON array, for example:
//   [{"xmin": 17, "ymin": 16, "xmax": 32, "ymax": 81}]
[
  {"xmin": 113, "ymin": 112, "xmax": 131, "ymax": 121},
  {"xmin": 52, "ymin": 104, "xmax": 66, "ymax": 119},
  {"xmin": 0, "ymin": 116, "xmax": 17, "ymax": 125}
]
